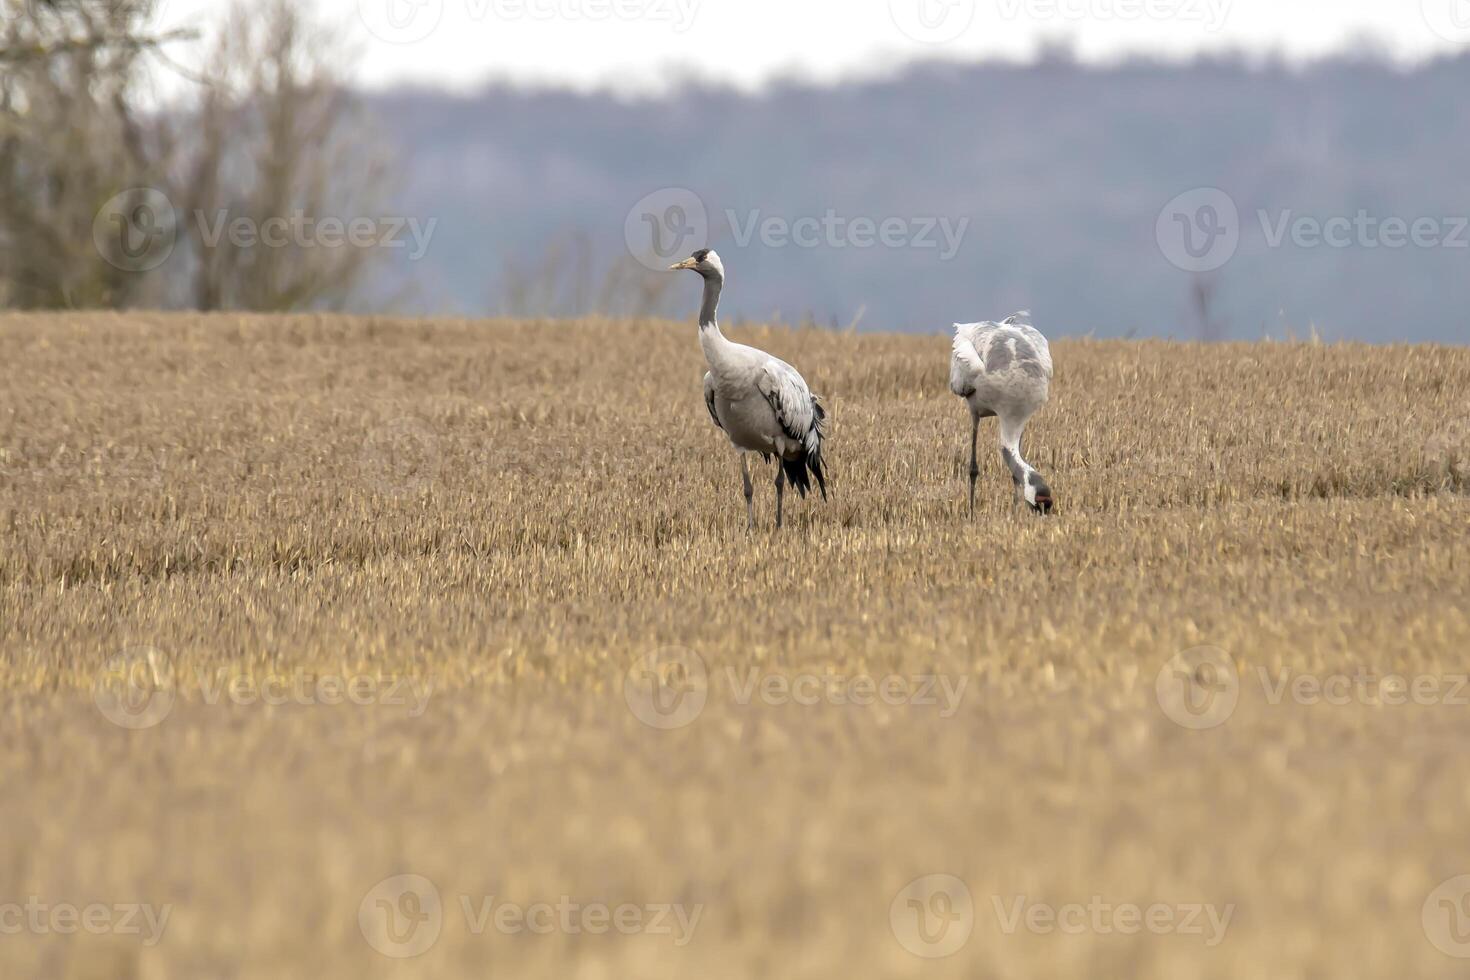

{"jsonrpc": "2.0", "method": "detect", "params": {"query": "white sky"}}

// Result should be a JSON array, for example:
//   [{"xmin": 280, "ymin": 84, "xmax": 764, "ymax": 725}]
[{"xmin": 158, "ymin": 0, "xmax": 1470, "ymax": 93}]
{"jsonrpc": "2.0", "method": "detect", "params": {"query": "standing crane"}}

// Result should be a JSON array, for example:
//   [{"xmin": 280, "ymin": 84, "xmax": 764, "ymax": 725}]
[
  {"xmin": 670, "ymin": 249, "xmax": 828, "ymax": 529},
  {"xmin": 950, "ymin": 313, "xmax": 1055, "ymax": 516}
]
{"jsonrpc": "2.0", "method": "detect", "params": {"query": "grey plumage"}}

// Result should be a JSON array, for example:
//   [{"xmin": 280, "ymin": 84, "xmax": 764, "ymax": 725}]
[
  {"xmin": 951, "ymin": 312, "xmax": 1055, "ymax": 515},
  {"xmin": 673, "ymin": 249, "xmax": 828, "ymax": 528}
]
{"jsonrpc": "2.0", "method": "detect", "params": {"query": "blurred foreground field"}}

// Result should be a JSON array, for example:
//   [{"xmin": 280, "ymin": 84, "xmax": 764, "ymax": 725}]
[{"xmin": 2, "ymin": 313, "xmax": 1469, "ymax": 979}]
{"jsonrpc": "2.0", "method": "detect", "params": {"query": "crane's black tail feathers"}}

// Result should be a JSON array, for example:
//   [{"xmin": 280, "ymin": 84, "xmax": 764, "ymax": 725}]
[
  {"xmin": 782, "ymin": 398, "xmax": 828, "ymax": 501},
  {"xmin": 781, "ymin": 454, "xmax": 828, "ymax": 500}
]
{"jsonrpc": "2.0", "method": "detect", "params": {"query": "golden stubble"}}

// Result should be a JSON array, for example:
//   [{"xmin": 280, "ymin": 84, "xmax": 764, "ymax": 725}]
[{"xmin": 1, "ymin": 312, "xmax": 1468, "ymax": 978}]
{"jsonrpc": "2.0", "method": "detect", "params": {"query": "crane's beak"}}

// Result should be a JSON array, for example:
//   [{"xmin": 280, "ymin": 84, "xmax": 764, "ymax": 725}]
[{"xmin": 668, "ymin": 258, "xmax": 698, "ymax": 271}]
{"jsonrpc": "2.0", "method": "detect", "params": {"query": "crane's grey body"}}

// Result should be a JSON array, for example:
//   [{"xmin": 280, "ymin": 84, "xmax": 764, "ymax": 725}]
[
  {"xmin": 950, "ymin": 312, "xmax": 1055, "ymax": 515},
  {"xmin": 702, "ymin": 355, "xmax": 819, "ymax": 461},
  {"xmin": 673, "ymin": 249, "xmax": 827, "ymax": 529},
  {"xmin": 705, "ymin": 373, "xmax": 779, "ymax": 455}
]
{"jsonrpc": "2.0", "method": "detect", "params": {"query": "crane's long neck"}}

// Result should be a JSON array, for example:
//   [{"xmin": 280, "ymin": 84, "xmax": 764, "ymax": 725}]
[
  {"xmin": 999, "ymin": 420, "xmax": 1035, "ymax": 485},
  {"xmin": 698, "ymin": 273, "xmax": 722, "ymax": 330},
  {"xmin": 999, "ymin": 417, "xmax": 1049, "ymax": 505},
  {"xmin": 697, "ymin": 273, "xmax": 737, "ymax": 370}
]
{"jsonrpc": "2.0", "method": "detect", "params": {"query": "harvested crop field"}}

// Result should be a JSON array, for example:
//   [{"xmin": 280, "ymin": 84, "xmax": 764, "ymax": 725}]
[{"xmin": 2, "ymin": 312, "xmax": 1469, "ymax": 979}]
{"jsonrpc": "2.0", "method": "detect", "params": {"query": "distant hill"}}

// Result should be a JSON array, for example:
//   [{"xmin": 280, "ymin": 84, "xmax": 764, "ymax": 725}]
[{"xmin": 366, "ymin": 52, "xmax": 1470, "ymax": 343}]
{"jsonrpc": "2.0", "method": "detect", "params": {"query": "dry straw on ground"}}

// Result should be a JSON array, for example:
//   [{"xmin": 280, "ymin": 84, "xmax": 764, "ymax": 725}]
[{"xmin": 2, "ymin": 313, "xmax": 1468, "ymax": 978}]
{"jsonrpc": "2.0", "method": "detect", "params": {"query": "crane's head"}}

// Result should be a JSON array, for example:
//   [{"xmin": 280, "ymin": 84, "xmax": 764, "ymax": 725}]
[
  {"xmin": 1026, "ymin": 472, "xmax": 1055, "ymax": 515},
  {"xmin": 669, "ymin": 248, "xmax": 725, "ymax": 280}
]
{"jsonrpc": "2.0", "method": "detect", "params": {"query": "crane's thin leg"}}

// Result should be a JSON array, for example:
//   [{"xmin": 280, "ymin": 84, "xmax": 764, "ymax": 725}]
[
  {"xmin": 968, "ymin": 415, "xmax": 980, "ymax": 519},
  {"xmin": 739, "ymin": 453, "xmax": 755, "ymax": 531},
  {"xmin": 774, "ymin": 463, "xmax": 786, "ymax": 529}
]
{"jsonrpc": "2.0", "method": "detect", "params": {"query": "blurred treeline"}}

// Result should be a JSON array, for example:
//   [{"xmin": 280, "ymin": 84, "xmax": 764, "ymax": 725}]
[
  {"xmin": 4, "ymin": 4, "xmax": 1469, "ymax": 341},
  {"xmin": 0, "ymin": 0, "xmax": 389, "ymax": 311},
  {"xmin": 374, "ymin": 46, "xmax": 1470, "ymax": 342}
]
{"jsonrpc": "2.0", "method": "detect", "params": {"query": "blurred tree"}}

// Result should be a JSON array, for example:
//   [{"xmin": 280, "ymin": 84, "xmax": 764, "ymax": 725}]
[
  {"xmin": 0, "ymin": 0, "xmax": 178, "ymax": 307},
  {"xmin": 499, "ymin": 230, "xmax": 680, "ymax": 319},
  {"xmin": 170, "ymin": 0, "xmax": 394, "ymax": 311},
  {"xmin": 0, "ymin": 0, "xmax": 395, "ymax": 311}
]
